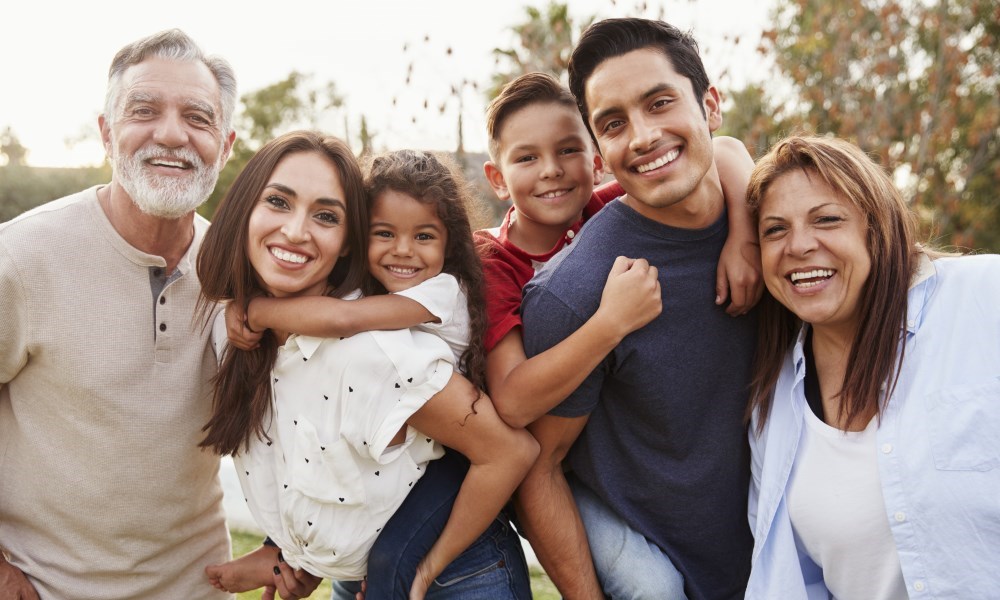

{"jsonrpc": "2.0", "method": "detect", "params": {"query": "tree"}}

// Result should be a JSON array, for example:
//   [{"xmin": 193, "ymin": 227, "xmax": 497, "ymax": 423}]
[
  {"xmin": 487, "ymin": 2, "xmax": 592, "ymax": 98},
  {"xmin": 724, "ymin": 0, "xmax": 999, "ymax": 250},
  {"xmin": 1, "ymin": 127, "xmax": 28, "ymax": 167},
  {"xmin": 200, "ymin": 73, "xmax": 346, "ymax": 218}
]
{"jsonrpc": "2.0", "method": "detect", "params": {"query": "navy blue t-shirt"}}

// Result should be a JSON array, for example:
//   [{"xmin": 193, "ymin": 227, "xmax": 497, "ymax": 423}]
[{"xmin": 522, "ymin": 199, "xmax": 755, "ymax": 600}]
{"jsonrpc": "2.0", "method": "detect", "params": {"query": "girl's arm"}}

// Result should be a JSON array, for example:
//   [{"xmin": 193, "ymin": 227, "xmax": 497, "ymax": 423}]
[
  {"xmin": 713, "ymin": 135, "xmax": 763, "ymax": 316},
  {"xmin": 405, "ymin": 373, "xmax": 539, "ymax": 599},
  {"xmin": 488, "ymin": 256, "xmax": 661, "ymax": 429},
  {"xmin": 224, "ymin": 294, "xmax": 437, "ymax": 350}
]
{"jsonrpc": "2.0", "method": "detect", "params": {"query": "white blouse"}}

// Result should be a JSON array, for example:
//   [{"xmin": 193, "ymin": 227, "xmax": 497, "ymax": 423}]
[{"xmin": 213, "ymin": 310, "xmax": 453, "ymax": 579}]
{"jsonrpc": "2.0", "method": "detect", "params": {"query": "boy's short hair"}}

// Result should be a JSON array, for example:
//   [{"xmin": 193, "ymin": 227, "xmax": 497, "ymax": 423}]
[
  {"xmin": 486, "ymin": 72, "xmax": 579, "ymax": 162},
  {"xmin": 568, "ymin": 18, "xmax": 710, "ymax": 139}
]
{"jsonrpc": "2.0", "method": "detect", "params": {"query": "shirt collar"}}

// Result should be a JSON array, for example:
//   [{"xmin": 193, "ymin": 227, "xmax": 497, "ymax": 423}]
[{"xmin": 288, "ymin": 335, "xmax": 325, "ymax": 360}]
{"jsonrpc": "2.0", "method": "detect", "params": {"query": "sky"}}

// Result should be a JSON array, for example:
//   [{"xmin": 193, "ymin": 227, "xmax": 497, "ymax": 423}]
[{"xmin": 0, "ymin": 0, "xmax": 773, "ymax": 168}]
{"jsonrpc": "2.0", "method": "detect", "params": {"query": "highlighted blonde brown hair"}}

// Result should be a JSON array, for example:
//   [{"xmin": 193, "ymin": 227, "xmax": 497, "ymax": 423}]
[{"xmin": 746, "ymin": 135, "xmax": 921, "ymax": 432}]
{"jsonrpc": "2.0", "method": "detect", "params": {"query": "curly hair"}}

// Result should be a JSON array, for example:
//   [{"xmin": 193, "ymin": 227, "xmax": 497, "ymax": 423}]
[{"xmin": 363, "ymin": 150, "xmax": 489, "ymax": 393}]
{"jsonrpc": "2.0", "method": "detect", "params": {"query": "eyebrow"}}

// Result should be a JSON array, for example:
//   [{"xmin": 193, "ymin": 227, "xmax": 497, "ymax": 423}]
[
  {"xmin": 370, "ymin": 220, "xmax": 443, "ymax": 233},
  {"xmin": 508, "ymin": 133, "xmax": 587, "ymax": 155},
  {"xmin": 590, "ymin": 83, "xmax": 681, "ymax": 126},
  {"xmin": 122, "ymin": 91, "xmax": 217, "ymax": 121},
  {"xmin": 759, "ymin": 202, "xmax": 841, "ymax": 223},
  {"xmin": 266, "ymin": 183, "xmax": 345, "ymax": 209}
]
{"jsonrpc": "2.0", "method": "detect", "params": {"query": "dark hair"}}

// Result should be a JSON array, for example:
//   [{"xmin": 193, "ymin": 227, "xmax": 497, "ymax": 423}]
[
  {"xmin": 746, "ymin": 135, "xmax": 922, "ymax": 432},
  {"xmin": 197, "ymin": 130, "xmax": 368, "ymax": 456},
  {"xmin": 363, "ymin": 149, "xmax": 489, "ymax": 393},
  {"xmin": 486, "ymin": 72, "xmax": 579, "ymax": 161},
  {"xmin": 568, "ymin": 18, "xmax": 710, "ymax": 139}
]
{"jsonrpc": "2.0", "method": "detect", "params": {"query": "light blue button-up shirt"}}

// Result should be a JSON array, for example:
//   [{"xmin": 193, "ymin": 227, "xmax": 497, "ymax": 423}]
[{"xmin": 747, "ymin": 254, "xmax": 1000, "ymax": 599}]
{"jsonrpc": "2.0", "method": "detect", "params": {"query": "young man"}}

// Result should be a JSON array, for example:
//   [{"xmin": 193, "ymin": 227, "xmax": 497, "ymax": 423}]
[
  {"xmin": 518, "ymin": 19, "xmax": 759, "ymax": 599},
  {"xmin": 478, "ymin": 72, "xmax": 759, "ymax": 430}
]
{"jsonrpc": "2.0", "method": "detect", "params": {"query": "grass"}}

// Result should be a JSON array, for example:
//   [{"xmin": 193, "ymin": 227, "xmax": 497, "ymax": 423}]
[{"xmin": 229, "ymin": 528, "xmax": 559, "ymax": 599}]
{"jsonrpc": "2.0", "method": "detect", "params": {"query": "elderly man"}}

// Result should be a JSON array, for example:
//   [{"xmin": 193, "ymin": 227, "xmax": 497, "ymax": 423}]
[{"xmin": 0, "ymin": 30, "xmax": 236, "ymax": 599}]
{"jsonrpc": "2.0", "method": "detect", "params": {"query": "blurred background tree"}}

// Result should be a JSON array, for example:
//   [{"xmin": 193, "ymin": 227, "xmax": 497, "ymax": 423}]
[
  {"xmin": 721, "ymin": 0, "xmax": 999, "ymax": 250},
  {"xmin": 3, "ymin": 0, "xmax": 996, "ymax": 251}
]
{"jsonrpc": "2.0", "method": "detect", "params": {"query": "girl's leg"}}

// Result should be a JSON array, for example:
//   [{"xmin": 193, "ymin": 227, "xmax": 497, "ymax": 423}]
[{"xmin": 363, "ymin": 448, "xmax": 529, "ymax": 599}]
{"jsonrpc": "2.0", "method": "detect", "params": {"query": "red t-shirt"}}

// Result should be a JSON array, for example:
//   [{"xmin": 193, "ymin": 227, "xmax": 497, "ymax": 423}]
[{"xmin": 474, "ymin": 180, "xmax": 623, "ymax": 352}]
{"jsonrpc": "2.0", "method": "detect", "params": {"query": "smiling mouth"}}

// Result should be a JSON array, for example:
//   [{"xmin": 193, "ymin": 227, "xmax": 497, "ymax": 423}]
[
  {"xmin": 147, "ymin": 158, "xmax": 191, "ymax": 170},
  {"xmin": 270, "ymin": 247, "xmax": 308, "ymax": 264},
  {"xmin": 536, "ymin": 188, "xmax": 573, "ymax": 199},
  {"xmin": 789, "ymin": 269, "xmax": 835, "ymax": 288},
  {"xmin": 386, "ymin": 265, "xmax": 419, "ymax": 276},
  {"xmin": 635, "ymin": 148, "xmax": 680, "ymax": 173}
]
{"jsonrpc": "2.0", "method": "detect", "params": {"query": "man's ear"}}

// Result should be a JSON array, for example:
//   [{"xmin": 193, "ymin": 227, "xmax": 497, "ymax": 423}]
[
  {"xmin": 591, "ymin": 151, "xmax": 605, "ymax": 187},
  {"xmin": 703, "ymin": 86, "xmax": 723, "ymax": 133},
  {"xmin": 220, "ymin": 130, "xmax": 236, "ymax": 166},
  {"xmin": 98, "ymin": 115, "xmax": 113, "ymax": 157},
  {"xmin": 484, "ymin": 161, "xmax": 511, "ymax": 201}
]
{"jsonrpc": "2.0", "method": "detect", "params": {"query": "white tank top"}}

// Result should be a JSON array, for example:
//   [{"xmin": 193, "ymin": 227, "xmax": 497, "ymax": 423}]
[{"xmin": 786, "ymin": 409, "xmax": 908, "ymax": 600}]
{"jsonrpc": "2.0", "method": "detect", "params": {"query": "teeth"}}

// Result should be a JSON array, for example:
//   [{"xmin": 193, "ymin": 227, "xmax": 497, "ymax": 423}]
[
  {"xmin": 790, "ymin": 269, "xmax": 834, "ymax": 286},
  {"xmin": 149, "ymin": 159, "xmax": 187, "ymax": 168},
  {"xmin": 538, "ymin": 189, "xmax": 570, "ymax": 199},
  {"xmin": 270, "ymin": 247, "xmax": 307, "ymax": 264},
  {"xmin": 636, "ymin": 148, "xmax": 680, "ymax": 173},
  {"xmin": 388, "ymin": 266, "xmax": 418, "ymax": 275}
]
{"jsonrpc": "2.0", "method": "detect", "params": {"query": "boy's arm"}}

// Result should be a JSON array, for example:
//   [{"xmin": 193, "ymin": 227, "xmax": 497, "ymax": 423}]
[
  {"xmin": 246, "ymin": 294, "xmax": 435, "ymax": 338},
  {"xmin": 514, "ymin": 414, "xmax": 603, "ymax": 600},
  {"xmin": 713, "ymin": 135, "xmax": 763, "ymax": 316},
  {"xmin": 488, "ymin": 256, "xmax": 661, "ymax": 429}
]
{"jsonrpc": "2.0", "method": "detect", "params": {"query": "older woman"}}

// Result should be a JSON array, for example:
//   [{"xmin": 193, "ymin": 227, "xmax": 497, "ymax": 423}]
[{"xmin": 744, "ymin": 135, "xmax": 1000, "ymax": 599}]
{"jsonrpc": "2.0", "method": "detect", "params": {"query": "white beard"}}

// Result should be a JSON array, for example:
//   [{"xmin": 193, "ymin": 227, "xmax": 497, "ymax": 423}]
[{"xmin": 113, "ymin": 142, "xmax": 222, "ymax": 219}]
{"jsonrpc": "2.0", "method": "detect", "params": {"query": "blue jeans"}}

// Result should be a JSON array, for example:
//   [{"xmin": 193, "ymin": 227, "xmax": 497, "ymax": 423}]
[
  {"xmin": 571, "ymin": 476, "xmax": 687, "ymax": 600},
  {"xmin": 332, "ymin": 448, "xmax": 531, "ymax": 600}
]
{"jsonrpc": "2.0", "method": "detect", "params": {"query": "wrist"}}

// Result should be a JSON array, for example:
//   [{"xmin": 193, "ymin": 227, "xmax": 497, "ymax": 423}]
[{"xmin": 245, "ymin": 298, "xmax": 262, "ymax": 333}]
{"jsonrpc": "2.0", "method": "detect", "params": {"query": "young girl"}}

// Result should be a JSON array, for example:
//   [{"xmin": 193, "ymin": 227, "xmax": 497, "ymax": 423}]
[{"xmin": 197, "ymin": 134, "xmax": 538, "ymax": 599}]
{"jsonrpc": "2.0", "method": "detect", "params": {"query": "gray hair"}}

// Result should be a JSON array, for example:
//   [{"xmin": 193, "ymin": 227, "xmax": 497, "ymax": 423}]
[{"xmin": 104, "ymin": 29, "xmax": 237, "ymax": 136}]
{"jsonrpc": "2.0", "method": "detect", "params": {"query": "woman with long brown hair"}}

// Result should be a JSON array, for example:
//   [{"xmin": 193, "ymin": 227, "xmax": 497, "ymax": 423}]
[
  {"xmin": 195, "ymin": 131, "xmax": 537, "ymax": 599},
  {"xmin": 744, "ymin": 135, "xmax": 1000, "ymax": 599}
]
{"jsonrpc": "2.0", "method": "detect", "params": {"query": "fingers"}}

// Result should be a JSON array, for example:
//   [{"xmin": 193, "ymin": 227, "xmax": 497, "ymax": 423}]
[
  {"xmin": 262, "ymin": 585, "xmax": 276, "ymax": 600},
  {"xmin": 224, "ymin": 301, "xmax": 262, "ymax": 350},
  {"xmin": 607, "ymin": 255, "xmax": 634, "ymax": 278},
  {"xmin": 715, "ymin": 265, "xmax": 730, "ymax": 307},
  {"xmin": 272, "ymin": 560, "xmax": 321, "ymax": 600},
  {"xmin": 726, "ymin": 283, "xmax": 748, "ymax": 317}
]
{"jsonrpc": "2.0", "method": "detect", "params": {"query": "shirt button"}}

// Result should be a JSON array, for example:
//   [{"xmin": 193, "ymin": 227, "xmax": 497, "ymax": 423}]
[
  {"xmin": 159, "ymin": 323, "xmax": 167, "ymax": 332},
  {"xmin": 881, "ymin": 443, "xmax": 893, "ymax": 454},
  {"xmin": 914, "ymin": 581, "xmax": 925, "ymax": 592},
  {"xmin": 907, "ymin": 319, "xmax": 915, "ymax": 328},
  {"xmin": 159, "ymin": 296, "xmax": 166, "ymax": 305},
  {"xmin": 894, "ymin": 511, "xmax": 906, "ymax": 522},
  {"xmin": 566, "ymin": 230, "xmax": 575, "ymax": 239},
  {"xmin": 153, "ymin": 268, "xmax": 163, "ymax": 277}
]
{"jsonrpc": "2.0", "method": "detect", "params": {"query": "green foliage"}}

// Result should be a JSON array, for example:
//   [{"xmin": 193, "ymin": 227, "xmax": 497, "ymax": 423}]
[
  {"xmin": 487, "ymin": 2, "xmax": 593, "ymax": 99},
  {"xmin": 723, "ymin": 0, "xmax": 1000, "ymax": 251},
  {"xmin": 200, "ymin": 74, "xmax": 346, "ymax": 219},
  {"xmin": 0, "ymin": 163, "xmax": 111, "ymax": 223}
]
